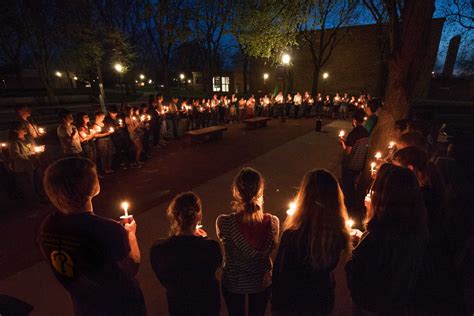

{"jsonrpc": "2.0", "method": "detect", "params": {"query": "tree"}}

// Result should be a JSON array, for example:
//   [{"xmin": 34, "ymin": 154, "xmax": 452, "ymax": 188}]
[
  {"xmin": 189, "ymin": 0, "xmax": 233, "ymax": 93},
  {"xmin": 299, "ymin": 0, "xmax": 359, "ymax": 95},
  {"xmin": 370, "ymin": 0, "xmax": 436, "ymax": 150},
  {"xmin": 142, "ymin": 0, "xmax": 190, "ymax": 89}
]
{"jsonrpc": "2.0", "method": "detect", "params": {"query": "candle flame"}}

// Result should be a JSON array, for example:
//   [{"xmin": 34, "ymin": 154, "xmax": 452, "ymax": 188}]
[
  {"xmin": 196, "ymin": 224, "xmax": 203, "ymax": 230},
  {"xmin": 346, "ymin": 218, "xmax": 354, "ymax": 229},
  {"xmin": 370, "ymin": 162, "xmax": 376, "ymax": 169},
  {"xmin": 374, "ymin": 152, "xmax": 382, "ymax": 159},
  {"xmin": 121, "ymin": 201, "xmax": 129, "ymax": 217},
  {"xmin": 109, "ymin": 127, "xmax": 114, "ymax": 133},
  {"xmin": 286, "ymin": 201, "xmax": 297, "ymax": 216},
  {"xmin": 388, "ymin": 141, "xmax": 396, "ymax": 149},
  {"xmin": 339, "ymin": 130, "xmax": 345, "ymax": 138},
  {"xmin": 1, "ymin": 143, "xmax": 6, "ymax": 147},
  {"xmin": 38, "ymin": 127, "xmax": 45, "ymax": 134}
]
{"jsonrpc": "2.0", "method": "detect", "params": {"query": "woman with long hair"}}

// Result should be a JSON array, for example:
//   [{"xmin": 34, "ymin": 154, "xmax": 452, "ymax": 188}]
[
  {"xmin": 272, "ymin": 169, "xmax": 351, "ymax": 315},
  {"xmin": 346, "ymin": 164, "xmax": 429, "ymax": 314},
  {"xmin": 76, "ymin": 112, "xmax": 96, "ymax": 163},
  {"xmin": 150, "ymin": 192, "xmax": 222, "ymax": 315},
  {"xmin": 216, "ymin": 167, "xmax": 279, "ymax": 316},
  {"xmin": 124, "ymin": 106, "xmax": 143, "ymax": 167}
]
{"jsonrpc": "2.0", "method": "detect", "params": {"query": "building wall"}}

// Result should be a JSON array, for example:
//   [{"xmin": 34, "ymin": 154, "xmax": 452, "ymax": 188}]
[{"xmin": 248, "ymin": 19, "xmax": 445, "ymax": 97}]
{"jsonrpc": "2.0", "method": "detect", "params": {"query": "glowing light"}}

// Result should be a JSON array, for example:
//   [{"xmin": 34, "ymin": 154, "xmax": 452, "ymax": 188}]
[
  {"xmin": 179, "ymin": 73, "xmax": 185, "ymax": 80},
  {"xmin": 121, "ymin": 201, "xmax": 129, "ymax": 217},
  {"xmin": 286, "ymin": 201, "xmax": 296, "ymax": 216},
  {"xmin": 322, "ymin": 72, "xmax": 329, "ymax": 79},
  {"xmin": 139, "ymin": 74, "xmax": 145, "ymax": 80},
  {"xmin": 114, "ymin": 63, "xmax": 124, "ymax": 73},
  {"xmin": 73, "ymin": 76, "xmax": 78, "ymax": 81},
  {"xmin": 263, "ymin": 73, "xmax": 269, "ymax": 80},
  {"xmin": 339, "ymin": 130, "xmax": 345, "ymax": 138},
  {"xmin": 0, "ymin": 143, "xmax": 6, "ymax": 147},
  {"xmin": 346, "ymin": 218, "xmax": 354, "ymax": 229},
  {"xmin": 374, "ymin": 152, "xmax": 382, "ymax": 160},
  {"xmin": 282, "ymin": 54, "xmax": 291, "ymax": 65},
  {"xmin": 388, "ymin": 141, "xmax": 396, "ymax": 149},
  {"xmin": 109, "ymin": 127, "xmax": 114, "ymax": 133},
  {"xmin": 55, "ymin": 71, "xmax": 62, "ymax": 77}
]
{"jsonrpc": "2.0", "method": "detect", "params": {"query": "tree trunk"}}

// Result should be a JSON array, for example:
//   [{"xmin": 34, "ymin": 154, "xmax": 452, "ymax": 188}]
[
  {"xmin": 374, "ymin": 22, "xmax": 388, "ymax": 97},
  {"xmin": 371, "ymin": 0, "xmax": 435, "ymax": 151},
  {"xmin": 242, "ymin": 56, "xmax": 248, "ymax": 94},
  {"xmin": 311, "ymin": 61, "xmax": 320, "ymax": 96}
]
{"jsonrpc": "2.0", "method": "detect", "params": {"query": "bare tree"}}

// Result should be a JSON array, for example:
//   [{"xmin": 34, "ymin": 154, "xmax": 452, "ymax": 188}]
[{"xmin": 299, "ymin": 0, "xmax": 360, "ymax": 95}]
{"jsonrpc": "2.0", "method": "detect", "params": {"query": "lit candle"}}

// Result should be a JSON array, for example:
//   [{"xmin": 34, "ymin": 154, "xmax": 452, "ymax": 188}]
[
  {"xmin": 346, "ymin": 218, "xmax": 354, "ymax": 229},
  {"xmin": 121, "ymin": 201, "xmax": 129, "ymax": 217},
  {"xmin": 364, "ymin": 116, "xmax": 367, "ymax": 121},
  {"xmin": 374, "ymin": 151, "xmax": 382, "ymax": 160},
  {"xmin": 1, "ymin": 143, "xmax": 6, "ymax": 148},
  {"xmin": 365, "ymin": 191, "xmax": 372, "ymax": 204},
  {"xmin": 38, "ymin": 127, "xmax": 45, "ymax": 134},
  {"xmin": 119, "ymin": 201, "xmax": 134, "ymax": 224},
  {"xmin": 140, "ymin": 115, "xmax": 146, "ymax": 122},
  {"xmin": 388, "ymin": 141, "xmax": 396, "ymax": 149},
  {"xmin": 34, "ymin": 145, "xmax": 45, "ymax": 153},
  {"xmin": 147, "ymin": 115, "xmax": 151, "ymax": 121},
  {"xmin": 96, "ymin": 126, "xmax": 102, "ymax": 132},
  {"xmin": 286, "ymin": 201, "xmax": 296, "ymax": 216},
  {"xmin": 132, "ymin": 116, "xmax": 137, "ymax": 121},
  {"xmin": 196, "ymin": 224, "xmax": 203, "ymax": 230},
  {"xmin": 109, "ymin": 127, "xmax": 114, "ymax": 133},
  {"xmin": 118, "ymin": 119, "xmax": 123, "ymax": 126},
  {"xmin": 339, "ymin": 130, "xmax": 345, "ymax": 138},
  {"xmin": 370, "ymin": 162, "xmax": 376, "ymax": 175}
]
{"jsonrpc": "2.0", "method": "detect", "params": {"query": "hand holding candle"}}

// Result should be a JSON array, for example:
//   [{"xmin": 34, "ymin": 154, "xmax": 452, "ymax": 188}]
[
  {"xmin": 374, "ymin": 151, "xmax": 382, "ymax": 160},
  {"xmin": 338, "ymin": 130, "xmax": 345, "ymax": 138},
  {"xmin": 388, "ymin": 141, "xmax": 396, "ymax": 149},
  {"xmin": 370, "ymin": 162, "xmax": 377, "ymax": 176},
  {"xmin": 109, "ymin": 127, "xmax": 115, "ymax": 133},
  {"xmin": 38, "ymin": 127, "xmax": 46, "ymax": 135},
  {"xmin": 1, "ymin": 142, "xmax": 7, "ymax": 148},
  {"xmin": 34, "ymin": 145, "xmax": 45, "ymax": 153}
]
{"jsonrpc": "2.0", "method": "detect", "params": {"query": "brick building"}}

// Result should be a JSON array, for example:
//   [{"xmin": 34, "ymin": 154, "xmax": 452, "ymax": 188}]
[{"xmin": 248, "ymin": 19, "xmax": 445, "ymax": 98}]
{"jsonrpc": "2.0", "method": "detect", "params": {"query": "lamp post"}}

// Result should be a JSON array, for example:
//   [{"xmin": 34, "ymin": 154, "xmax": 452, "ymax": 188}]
[
  {"xmin": 263, "ymin": 73, "xmax": 269, "ymax": 93},
  {"xmin": 322, "ymin": 72, "xmax": 329, "ymax": 95},
  {"xmin": 281, "ymin": 54, "xmax": 290, "ymax": 123},
  {"xmin": 114, "ymin": 63, "xmax": 125, "ymax": 105}
]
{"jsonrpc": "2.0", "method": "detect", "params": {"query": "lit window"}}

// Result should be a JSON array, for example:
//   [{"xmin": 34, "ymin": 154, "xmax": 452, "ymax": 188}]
[
  {"xmin": 212, "ymin": 77, "xmax": 221, "ymax": 92},
  {"xmin": 221, "ymin": 77, "xmax": 229, "ymax": 92}
]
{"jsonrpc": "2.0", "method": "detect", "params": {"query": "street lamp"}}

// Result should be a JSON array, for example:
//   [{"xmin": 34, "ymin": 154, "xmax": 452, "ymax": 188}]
[
  {"xmin": 263, "ymin": 73, "xmax": 269, "ymax": 93},
  {"xmin": 139, "ymin": 74, "xmax": 145, "ymax": 80},
  {"xmin": 73, "ymin": 76, "xmax": 78, "ymax": 81},
  {"xmin": 322, "ymin": 72, "xmax": 329, "ymax": 94},
  {"xmin": 179, "ymin": 73, "xmax": 185, "ymax": 80},
  {"xmin": 114, "ymin": 63, "xmax": 125, "ymax": 105},
  {"xmin": 55, "ymin": 71, "xmax": 62, "ymax": 78},
  {"xmin": 281, "ymin": 54, "xmax": 291, "ymax": 122}
]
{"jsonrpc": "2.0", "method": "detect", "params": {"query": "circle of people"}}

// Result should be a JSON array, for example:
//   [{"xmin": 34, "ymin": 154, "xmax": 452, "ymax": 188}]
[
  {"xmin": 2, "ymin": 91, "xmax": 378, "ymax": 210},
  {"xmin": 35, "ymin": 116, "xmax": 471, "ymax": 316}
]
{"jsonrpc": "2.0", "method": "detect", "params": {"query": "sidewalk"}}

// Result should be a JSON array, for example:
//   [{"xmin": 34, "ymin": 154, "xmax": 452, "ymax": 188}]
[{"xmin": 0, "ymin": 120, "xmax": 353, "ymax": 316}]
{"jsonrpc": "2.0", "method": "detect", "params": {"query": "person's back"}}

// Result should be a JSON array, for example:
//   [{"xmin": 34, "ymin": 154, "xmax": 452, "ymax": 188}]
[
  {"xmin": 39, "ymin": 212, "xmax": 144, "ymax": 315},
  {"xmin": 38, "ymin": 157, "xmax": 145, "ymax": 315},
  {"xmin": 150, "ymin": 236, "xmax": 221, "ymax": 315},
  {"xmin": 272, "ymin": 169, "xmax": 350, "ymax": 315}
]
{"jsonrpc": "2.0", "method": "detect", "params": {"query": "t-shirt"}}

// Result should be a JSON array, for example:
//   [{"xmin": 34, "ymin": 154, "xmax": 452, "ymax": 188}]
[
  {"xmin": 38, "ymin": 212, "xmax": 145, "ymax": 316},
  {"xmin": 150, "ymin": 235, "xmax": 222, "ymax": 316},
  {"xmin": 346, "ymin": 125, "xmax": 369, "ymax": 147},
  {"xmin": 57, "ymin": 124, "xmax": 82, "ymax": 155},
  {"xmin": 364, "ymin": 114, "xmax": 378, "ymax": 135}
]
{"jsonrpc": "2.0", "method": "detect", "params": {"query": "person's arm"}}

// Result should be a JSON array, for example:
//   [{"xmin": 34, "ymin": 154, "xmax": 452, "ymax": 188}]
[
  {"xmin": 58, "ymin": 125, "xmax": 77, "ymax": 145},
  {"xmin": 78, "ymin": 129, "xmax": 95, "ymax": 142},
  {"xmin": 117, "ymin": 220, "xmax": 140, "ymax": 277}
]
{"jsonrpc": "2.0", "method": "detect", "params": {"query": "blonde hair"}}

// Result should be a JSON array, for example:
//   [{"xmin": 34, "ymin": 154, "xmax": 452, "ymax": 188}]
[
  {"xmin": 231, "ymin": 167, "xmax": 264, "ymax": 223},
  {"xmin": 167, "ymin": 192, "xmax": 202, "ymax": 235},
  {"xmin": 43, "ymin": 157, "xmax": 98, "ymax": 214},
  {"xmin": 284, "ymin": 169, "xmax": 350, "ymax": 269}
]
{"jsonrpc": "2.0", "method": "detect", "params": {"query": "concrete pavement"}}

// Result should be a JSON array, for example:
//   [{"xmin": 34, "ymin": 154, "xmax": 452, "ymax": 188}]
[{"xmin": 0, "ymin": 120, "xmax": 353, "ymax": 316}]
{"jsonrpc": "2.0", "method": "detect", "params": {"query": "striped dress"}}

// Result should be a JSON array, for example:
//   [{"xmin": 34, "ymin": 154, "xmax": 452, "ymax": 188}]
[{"xmin": 216, "ymin": 213, "xmax": 280, "ymax": 294}]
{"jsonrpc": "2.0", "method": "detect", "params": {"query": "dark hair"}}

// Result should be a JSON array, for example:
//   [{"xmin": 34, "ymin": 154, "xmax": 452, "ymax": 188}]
[
  {"xmin": 75, "ymin": 112, "xmax": 88, "ymax": 127},
  {"xmin": 140, "ymin": 103, "xmax": 147, "ymax": 109},
  {"xmin": 353, "ymin": 108, "xmax": 366, "ymax": 123},
  {"xmin": 107, "ymin": 105, "xmax": 118, "ymax": 114},
  {"xmin": 58, "ymin": 109, "xmax": 71, "ymax": 120},
  {"xmin": 167, "ymin": 192, "xmax": 202, "ymax": 235},
  {"xmin": 8, "ymin": 121, "xmax": 27, "ymax": 140},
  {"xmin": 397, "ymin": 132, "xmax": 427, "ymax": 151},
  {"xmin": 366, "ymin": 164, "xmax": 428, "ymax": 234},
  {"xmin": 367, "ymin": 98, "xmax": 380, "ymax": 113},
  {"xmin": 394, "ymin": 119, "xmax": 410, "ymax": 132},
  {"xmin": 14, "ymin": 104, "xmax": 29, "ymax": 113},
  {"xmin": 95, "ymin": 111, "xmax": 105, "ymax": 117}
]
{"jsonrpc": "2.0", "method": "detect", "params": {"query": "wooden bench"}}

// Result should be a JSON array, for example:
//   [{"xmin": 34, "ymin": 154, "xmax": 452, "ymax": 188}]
[
  {"xmin": 243, "ymin": 117, "xmax": 271, "ymax": 129},
  {"xmin": 185, "ymin": 126, "xmax": 227, "ymax": 143}
]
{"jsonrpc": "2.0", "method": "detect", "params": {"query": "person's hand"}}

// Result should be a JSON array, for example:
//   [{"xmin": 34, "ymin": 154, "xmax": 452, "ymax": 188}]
[
  {"xmin": 124, "ymin": 220, "xmax": 137, "ymax": 235},
  {"xmin": 195, "ymin": 228, "xmax": 207, "ymax": 237},
  {"xmin": 350, "ymin": 229, "xmax": 363, "ymax": 247}
]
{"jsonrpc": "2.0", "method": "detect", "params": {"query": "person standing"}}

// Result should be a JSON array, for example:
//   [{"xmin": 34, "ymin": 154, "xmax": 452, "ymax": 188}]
[
  {"xmin": 124, "ymin": 106, "xmax": 144, "ymax": 168},
  {"xmin": 38, "ymin": 157, "xmax": 145, "ymax": 316},
  {"xmin": 345, "ymin": 164, "xmax": 429, "ymax": 314},
  {"xmin": 216, "ymin": 168, "xmax": 279, "ymax": 316},
  {"xmin": 150, "ymin": 95, "xmax": 162, "ymax": 146},
  {"xmin": 92, "ymin": 111, "xmax": 114, "ymax": 174},
  {"xmin": 275, "ymin": 91, "xmax": 284, "ymax": 118},
  {"xmin": 105, "ymin": 105, "xmax": 129, "ymax": 170},
  {"xmin": 293, "ymin": 92, "xmax": 302, "ymax": 119},
  {"xmin": 57, "ymin": 110, "xmax": 82, "ymax": 157},
  {"xmin": 285, "ymin": 93, "xmax": 293, "ymax": 118},
  {"xmin": 14, "ymin": 104, "xmax": 43, "ymax": 142},
  {"xmin": 364, "ymin": 98, "xmax": 380, "ymax": 135},
  {"xmin": 76, "ymin": 112, "xmax": 96, "ymax": 163},
  {"xmin": 272, "ymin": 169, "xmax": 351, "ymax": 315},
  {"xmin": 169, "ymin": 97, "xmax": 180, "ymax": 139},
  {"xmin": 150, "ymin": 192, "xmax": 222, "ymax": 316},
  {"xmin": 238, "ymin": 96, "xmax": 246, "ymax": 122}
]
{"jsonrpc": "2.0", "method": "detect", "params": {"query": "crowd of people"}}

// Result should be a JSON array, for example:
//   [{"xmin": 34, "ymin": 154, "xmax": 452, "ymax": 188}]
[
  {"xmin": 1, "ymin": 90, "xmax": 472, "ymax": 315},
  {"xmin": 0, "ymin": 91, "xmax": 374, "ymax": 210}
]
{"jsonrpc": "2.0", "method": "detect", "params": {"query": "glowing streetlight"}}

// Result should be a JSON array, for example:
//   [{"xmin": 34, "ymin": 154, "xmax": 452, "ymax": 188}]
[
  {"xmin": 282, "ymin": 54, "xmax": 291, "ymax": 65},
  {"xmin": 322, "ymin": 72, "xmax": 329, "ymax": 79},
  {"xmin": 148, "ymin": 79, "xmax": 153, "ymax": 84},
  {"xmin": 139, "ymin": 74, "xmax": 145, "ymax": 80},
  {"xmin": 73, "ymin": 76, "xmax": 78, "ymax": 81},
  {"xmin": 179, "ymin": 73, "xmax": 185, "ymax": 80},
  {"xmin": 281, "ymin": 53, "xmax": 291, "ymax": 122},
  {"xmin": 55, "ymin": 71, "xmax": 62, "ymax": 78},
  {"xmin": 114, "ymin": 63, "xmax": 124, "ymax": 73},
  {"xmin": 263, "ymin": 73, "xmax": 269, "ymax": 80},
  {"xmin": 187, "ymin": 79, "xmax": 191, "ymax": 84}
]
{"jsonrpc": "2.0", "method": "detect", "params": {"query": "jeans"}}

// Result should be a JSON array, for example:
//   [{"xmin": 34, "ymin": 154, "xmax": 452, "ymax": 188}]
[{"xmin": 222, "ymin": 286, "xmax": 271, "ymax": 316}]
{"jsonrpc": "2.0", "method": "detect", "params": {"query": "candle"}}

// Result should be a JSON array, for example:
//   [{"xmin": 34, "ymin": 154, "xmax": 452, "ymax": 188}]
[
  {"xmin": 38, "ymin": 127, "xmax": 45, "ymax": 134},
  {"xmin": 286, "ymin": 201, "xmax": 296, "ymax": 216},
  {"xmin": 365, "ymin": 191, "xmax": 372, "ymax": 203},
  {"xmin": 388, "ymin": 141, "xmax": 396, "ymax": 149},
  {"xmin": 1, "ymin": 143, "xmax": 6, "ymax": 147},
  {"xmin": 120, "ymin": 201, "xmax": 133, "ymax": 224},
  {"xmin": 121, "ymin": 201, "xmax": 129, "ymax": 217},
  {"xmin": 147, "ymin": 115, "xmax": 151, "ymax": 121},
  {"xmin": 140, "ymin": 115, "xmax": 146, "ymax": 121},
  {"xmin": 96, "ymin": 126, "xmax": 102, "ymax": 132},
  {"xmin": 132, "ymin": 116, "xmax": 137, "ymax": 121},
  {"xmin": 346, "ymin": 218, "xmax": 354, "ymax": 229},
  {"xmin": 339, "ymin": 130, "xmax": 345, "ymax": 138},
  {"xmin": 374, "ymin": 151, "xmax": 382, "ymax": 160},
  {"xmin": 364, "ymin": 116, "xmax": 367, "ymax": 121},
  {"xmin": 109, "ymin": 127, "xmax": 114, "ymax": 133},
  {"xmin": 370, "ymin": 162, "xmax": 376, "ymax": 175},
  {"xmin": 34, "ymin": 145, "xmax": 45, "ymax": 153},
  {"xmin": 196, "ymin": 224, "xmax": 203, "ymax": 230}
]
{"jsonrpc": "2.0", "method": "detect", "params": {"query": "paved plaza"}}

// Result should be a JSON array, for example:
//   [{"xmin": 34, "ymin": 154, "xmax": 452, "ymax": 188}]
[{"xmin": 1, "ymin": 119, "xmax": 354, "ymax": 315}]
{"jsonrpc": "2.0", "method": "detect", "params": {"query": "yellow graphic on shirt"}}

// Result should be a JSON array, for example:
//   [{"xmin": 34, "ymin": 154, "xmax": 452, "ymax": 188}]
[{"xmin": 51, "ymin": 250, "xmax": 74, "ymax": 278}]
